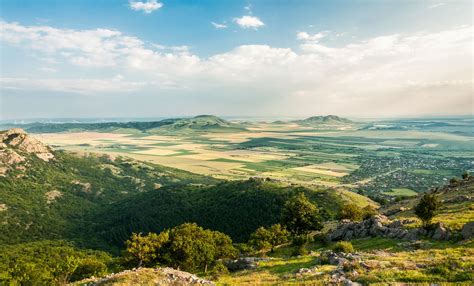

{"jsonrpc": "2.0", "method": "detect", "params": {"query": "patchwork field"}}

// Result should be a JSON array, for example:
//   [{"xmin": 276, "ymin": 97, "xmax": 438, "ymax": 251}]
[{"xmin": 32, "ymin": 119, "xmax": 474, "ymax": 193}]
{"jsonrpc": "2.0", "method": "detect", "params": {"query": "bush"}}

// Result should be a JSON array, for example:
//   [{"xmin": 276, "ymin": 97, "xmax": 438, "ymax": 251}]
[
  {"xmin": 332, "ymin": 241, "xmax": 354, "ymax": 253},
  {"xmin": 414, "ymin": 193, "xmax": 440, "ymax": 227},
  {"xmin": 209, "ymin": 261, "xmax": 229, "ymax": 279},
  {"xmin": 362, "ymin": 205, "xmax": 378, "ymax": 219},
  {"xmin": 339, "ymin": 203, "xmax": 363, "ymax": 221},
  {"xmin": 292, "ymin": 244, "xmax": 309, "ymax": 256}
]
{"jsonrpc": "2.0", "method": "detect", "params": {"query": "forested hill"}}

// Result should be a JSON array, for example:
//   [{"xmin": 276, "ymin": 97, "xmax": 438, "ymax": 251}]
[{"xmin": 0, "ymin": 128, "xmax": 371, "ymax": 251}]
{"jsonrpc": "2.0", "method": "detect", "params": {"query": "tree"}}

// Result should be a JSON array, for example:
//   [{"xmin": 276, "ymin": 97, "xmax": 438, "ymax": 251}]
[
  {"xmin": 167, "ymin": 223, "xmax": 237, "ymax": 272},
  {"xmin": 281, "ymin": 193, "xmax": 323, "ymax": 235},
  {"xmin": 249, "ymin": 224, "xmax": 289, "ymax": 253},
  {"xmin": 125, "ymin": 232, "xmax": 169, "ymax": 267},
  {"xmin": 339, "ymin": 203, "xmax": 363, "ymax": 221},
  {"xmin": 462, "ymin": 171, "xmax": 470, "ymax": 180},
  {"xmin": 414, "ymin": 193, "xmax": 440, "ymax": 228}
]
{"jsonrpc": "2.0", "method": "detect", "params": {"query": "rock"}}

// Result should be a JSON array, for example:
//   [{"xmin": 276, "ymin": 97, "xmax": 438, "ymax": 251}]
[
  {"xmin": 431, "ymin": 222, "xmax": 450, "ymax": 240},
  {"xmin": 224, "ymin": 257, "xmax": 268, "ymax": 271},
  {"xmin": 343, "ymin": 279, "xmax": 362, "ymax": 286},
  {"xmin": 45, "ymin": 190, "xmax": 62, "ymax": 204},
  {"xmin": 461, "ymin": 221, "xmax": 474, "ymax": 239},
  {"xmin": 328, "ymin": 215, "xmax": 415, "ymax": 241}
]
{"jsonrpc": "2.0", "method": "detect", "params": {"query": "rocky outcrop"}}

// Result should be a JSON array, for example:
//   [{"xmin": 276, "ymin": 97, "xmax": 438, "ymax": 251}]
[
  {"xmin": 70, "ymin": 267, "xmax": 214, "ymax": 285},
  {"xmin": 327, "ymin": 215, "xmax": 418, "ymax": 241},
  {"xmin": 461, "ymin": 221, "xmax": 474, "ymax": 240},
  {"xmin": 0, "ymin": 128, "xmax": 54, "ymax": 175}
]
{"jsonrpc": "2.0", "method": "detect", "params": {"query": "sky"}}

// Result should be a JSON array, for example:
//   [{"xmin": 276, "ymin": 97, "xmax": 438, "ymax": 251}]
[{"xmin": 0, "ymin": 0, "xmax": 472, "ymax": 120}]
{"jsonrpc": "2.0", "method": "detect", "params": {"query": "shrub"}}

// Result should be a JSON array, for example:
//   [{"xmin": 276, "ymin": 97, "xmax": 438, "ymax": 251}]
[
  {"xmin": 248, "ymin": 224, "xmax": 289, "ymax": 253},
  {"xmin": 339, "ymin": 203, "xmax": 363, "ymax": 221},
  {"xmin": 332, "ymin": 241, "xmax": 354, "ymax": 253},
  {"xmin": 362, "ymin": 205, "xmax": 378, "ymax": 219},
  {"xmin": 414, "ymin": 193, "xmax": 440, "ymax": 228}
]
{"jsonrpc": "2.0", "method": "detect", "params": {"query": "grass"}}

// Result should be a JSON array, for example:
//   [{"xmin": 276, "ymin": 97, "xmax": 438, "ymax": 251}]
[{"xmin": 384, "ymin": 188, "xmax": 418, "ymax": 197}]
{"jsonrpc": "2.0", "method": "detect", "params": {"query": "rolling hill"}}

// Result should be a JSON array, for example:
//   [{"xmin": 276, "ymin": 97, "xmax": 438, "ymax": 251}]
[
  {"xmin": 1, "ymin": 115, "xmax": 246, "ymax": 134},
  {"xmin": 295, "ymin": 115, "xmax": 353, "ymax": 126}
]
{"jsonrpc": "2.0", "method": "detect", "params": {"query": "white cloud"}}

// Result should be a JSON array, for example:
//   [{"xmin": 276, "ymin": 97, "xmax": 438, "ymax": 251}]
[
  {"xmin": 129, "ymin": 0, "xmax": 163, "ymax": 14},
  {"xmin": 211, "ymin": 22, "xmax": 227, "ymax": 29},
  {"xmin": 296, "ymin": 31, "xmax": 327, "ymax": 42},
  {"xmin": 0, "ymin": 21, "xmax": 472, "ymax": 116},
  {"xmin": 233, "ymin": 16, "xmax": 264, "ymax": 29}
]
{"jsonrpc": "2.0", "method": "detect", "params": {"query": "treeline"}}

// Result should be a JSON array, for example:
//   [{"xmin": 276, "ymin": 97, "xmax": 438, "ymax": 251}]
[
  {"xmin": 1, "ymin": 192, "xmax": 326, "ymax": 285},
  {"xmin": 94, "ymin": 178, "xmax": 340, "ymax": 248}
]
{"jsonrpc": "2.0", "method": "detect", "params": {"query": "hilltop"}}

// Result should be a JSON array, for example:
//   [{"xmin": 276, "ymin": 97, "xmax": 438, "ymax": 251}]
[
  {"xmin": 295, "ymin": 115, "xmax": 353, "ymax": 126},
  {"xmin": 149, "ymin": 115, "xmax": 246, "ymax": 133}
]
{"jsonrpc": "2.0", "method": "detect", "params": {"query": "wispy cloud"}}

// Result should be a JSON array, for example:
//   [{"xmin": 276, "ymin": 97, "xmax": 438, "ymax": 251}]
[
  {"xmin": 129, "ymin": 0, "xmax": 163, "ymax": 14},
  {"xmin": 211, "ymin": 22, "xmax": 227, "ymax": 29},
  {"xmin": 233, "ymin": 16, "xmax": 264, "ymax": 29},
  {"xmin": 296, "ymin": 31, "xmax": 328, "ymax": 42},
  {"xmin": 429, "ymin": 3, "xmax": 446, "ymax": 9}
]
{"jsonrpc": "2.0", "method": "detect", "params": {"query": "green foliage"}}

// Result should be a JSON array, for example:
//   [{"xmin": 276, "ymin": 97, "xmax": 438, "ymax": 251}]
[
  {"xmin": 339, "ymin": 203, "xmax": 364, "ymax": 221},
  {"xmin": 167, "ymin": 223, "xmax": 237, "ymax": 272},
  {"xmin": 362, "ymin": 204, "xmax": 378, "ymax": 219},
  {"xmin": 332, "ymin": 241, "xmax": 354, "ymax": 253},
  {"xmin": 248, "ymin": 224, "xmax": 289, "ymax": 253},
  {"xmin": 0, "ymin": 240, "xmax": 111, "ymax": 285},
  {"xmin": 125, "ymin": 232, "xmax": 169, "ymax": 267},
  {"xmin": 281, "ymin": 193, "xmax": 323, "ymax": 235},
  {"xmin": 414, "ymin": 193, "xmax": 440, "ymax": 227},
  {"xmin": 123, "ymin": 223, "xmax": 236, "ymax": 273}
]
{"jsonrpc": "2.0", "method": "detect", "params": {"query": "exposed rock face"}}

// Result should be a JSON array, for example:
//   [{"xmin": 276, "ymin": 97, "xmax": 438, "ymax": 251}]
[
  {"xmin": 0, "ymin": 128, "xmax": 54, "ymax": 161},
  {"xmin": 0, "ymin": 128, "xmax": 54, "ymax": 175},
  {"xmin": 45, "ymin": 190, "xmax": 62, "ymax": 204},
  {"xmin": 461, "ymin": 221, "xmax": 474, "ymax": 240},
  {"xmin": 327, "ymin": 215, "xmax": 417, "ymax": 241}
]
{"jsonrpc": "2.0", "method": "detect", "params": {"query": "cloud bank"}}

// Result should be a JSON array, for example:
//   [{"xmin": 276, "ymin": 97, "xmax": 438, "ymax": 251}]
[{"xmin": 0, "ymin": 21, "xmax": 472, "ymax": 117}]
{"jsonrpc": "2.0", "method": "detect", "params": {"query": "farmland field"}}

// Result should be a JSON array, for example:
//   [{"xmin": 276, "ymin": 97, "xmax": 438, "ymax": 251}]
[{"xmin": 31, "ymin": 118, "xmax": 474, "ymax": 198}]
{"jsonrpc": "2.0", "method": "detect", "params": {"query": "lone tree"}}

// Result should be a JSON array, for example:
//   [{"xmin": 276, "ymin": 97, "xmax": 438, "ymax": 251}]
[
  {"xmin": 249, "ymin": 224, "xmax": 289, "ymax": 253},
  {"xmin": 414, "ymin": 193, "xmax": 440, "ymax": 228},
  {"xmin": 281, "ymin": 193, "xmax": 323, "ymax": 235}
]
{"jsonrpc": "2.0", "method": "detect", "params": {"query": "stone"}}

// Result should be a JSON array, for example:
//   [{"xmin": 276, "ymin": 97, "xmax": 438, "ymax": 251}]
[
  {"xmin": 431, "ymin": 222, "xmax": 449, "ymax": 240},
  {"xmin": 461, "ymin": 221, "xmax": 474, "ymax": 240}
]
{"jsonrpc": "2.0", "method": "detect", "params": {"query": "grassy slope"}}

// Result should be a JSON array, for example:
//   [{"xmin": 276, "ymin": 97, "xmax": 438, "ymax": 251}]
[
  {"xmin": 216, "ymin": 179, "xmax": 474, "ymax": 285},
  {"xmin": 382, "ymin": 177, "xmax": 474, "ymax": 230}
]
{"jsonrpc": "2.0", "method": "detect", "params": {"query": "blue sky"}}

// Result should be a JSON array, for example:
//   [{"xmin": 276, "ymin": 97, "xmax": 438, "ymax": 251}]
[{"xmin": 0, "ymin": 0, "xmax": 472, "ymax": 119}]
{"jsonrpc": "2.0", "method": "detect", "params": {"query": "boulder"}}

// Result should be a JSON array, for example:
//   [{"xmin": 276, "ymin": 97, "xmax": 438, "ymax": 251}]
[
  {"xmin": 224, "ymin": 257, "xmax": 267, "ymax": 271},
  {"xmin": 431, "ymin": 222, "xmax": 450, "ymax": 240},
  {"xmin": 461, "ymin": 221, "xmax": 474, "ymax": 240}
]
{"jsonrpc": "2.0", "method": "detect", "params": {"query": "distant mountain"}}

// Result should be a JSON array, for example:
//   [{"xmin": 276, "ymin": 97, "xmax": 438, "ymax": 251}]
[
  {"xmin": 295, "ymin": 115, "xmax": 353, "ymax": 125},
  {"xmin": 150, "ymin": 115, "xmax": 246, "ymax": 133},
  {"xmin": 0, "ymin": 115, "xmax": 246, "ymax": 134}
]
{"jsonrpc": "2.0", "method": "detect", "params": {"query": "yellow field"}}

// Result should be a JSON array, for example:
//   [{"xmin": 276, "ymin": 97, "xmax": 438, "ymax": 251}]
[{"xmin": 32, "ymin": 124, "xmax": 361, "ymax": 182}]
